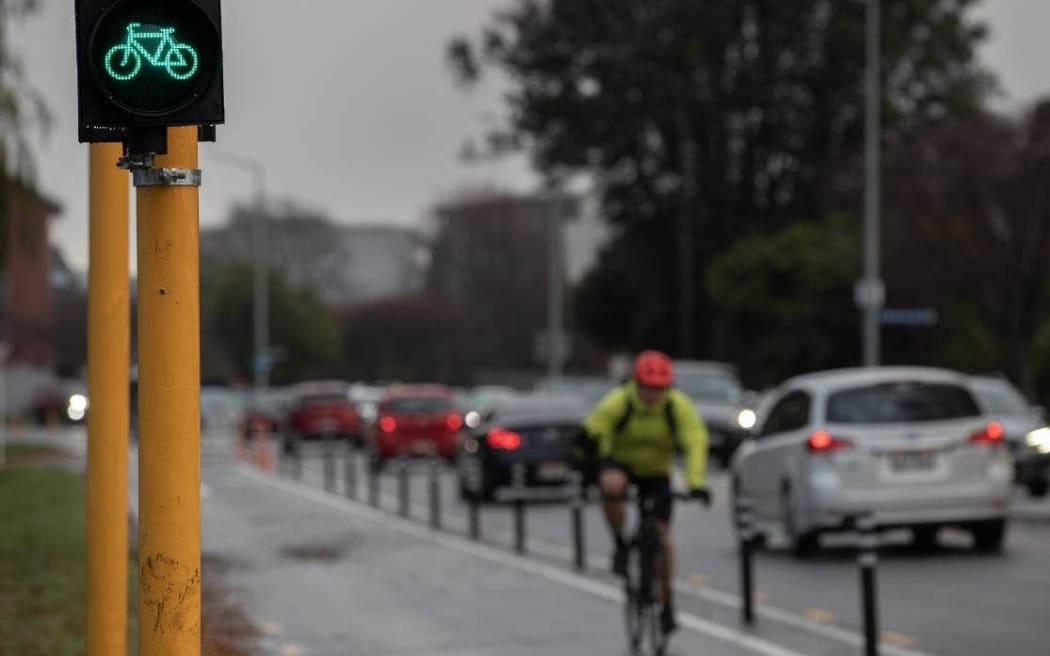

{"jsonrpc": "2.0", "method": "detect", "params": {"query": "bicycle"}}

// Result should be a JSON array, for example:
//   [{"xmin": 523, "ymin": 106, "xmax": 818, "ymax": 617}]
[
  {"xmin": 614, "ymin": 489, "xmax": 694, "ymax": 656},
  {"xmin": 104, "ymin": 22, "xmax": 199, "ymax": 82}
]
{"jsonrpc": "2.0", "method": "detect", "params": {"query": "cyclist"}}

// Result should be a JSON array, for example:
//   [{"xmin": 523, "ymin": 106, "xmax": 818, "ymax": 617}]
[{"xmin": 581, "ymin": 350, "xmax": 711, "ymax": 634}]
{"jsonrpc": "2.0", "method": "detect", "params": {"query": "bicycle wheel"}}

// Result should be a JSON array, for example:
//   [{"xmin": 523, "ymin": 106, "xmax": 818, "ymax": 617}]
[
  {"xmin": 623, "ymin": 545, "xmax": 644, "ymax": 653},
  {"xmin": 104, "ymin": 44, "xmax": 141, "ymax": 81},
  {"xmin": 165, "ymin": 43, "xmax": 199, "ymax": 80},
  {"xmin": 647, "ymin": 601, "xmax": 668, "ymax": 656}
]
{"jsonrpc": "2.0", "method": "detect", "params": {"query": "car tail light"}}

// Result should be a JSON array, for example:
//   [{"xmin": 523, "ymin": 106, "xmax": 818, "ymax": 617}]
[
  {"xmin": 447, "ymin": 414, "xmax": 463, "ymax": 430},
  {"xmin": 379, "ymin": 416, "xmax": 397, "ymax": 433},
  {"xmin": 807, "ymin": 430, "xmax": 853, "ymax": 452},
  {"xmin": 487, "ymin": 427, "xmax": 521, "ymax": 450},
  {"xmin": 968, "ymin": 421, "xmax": 1004, "ymax": 445}
]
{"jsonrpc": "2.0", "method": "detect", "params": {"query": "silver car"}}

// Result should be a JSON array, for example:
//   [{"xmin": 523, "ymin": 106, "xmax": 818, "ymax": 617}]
[{"xmin": 731, "ymin": 366, "xmax": 1013, "ymax": 556}]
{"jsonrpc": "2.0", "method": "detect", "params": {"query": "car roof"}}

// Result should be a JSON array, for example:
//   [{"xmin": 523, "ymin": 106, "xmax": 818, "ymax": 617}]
[
  {"xmin": 486, "ymin": 395, "xmax": 586, "ymax": 424},
  {"xmin": 783, "ymin": 366, "xmax": 972, "ymax": 392}
]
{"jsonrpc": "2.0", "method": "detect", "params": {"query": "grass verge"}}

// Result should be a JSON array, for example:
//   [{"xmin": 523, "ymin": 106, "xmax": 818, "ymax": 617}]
[{"xmin": 0, "ymin": 466, "xmax": 93, "ymax": 654}]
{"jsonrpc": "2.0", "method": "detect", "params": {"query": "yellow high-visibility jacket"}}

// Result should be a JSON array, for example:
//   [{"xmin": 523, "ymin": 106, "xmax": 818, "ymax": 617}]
[{"xmin": 583, "ymin": 381, "xmax": 709, "ymax": 488}]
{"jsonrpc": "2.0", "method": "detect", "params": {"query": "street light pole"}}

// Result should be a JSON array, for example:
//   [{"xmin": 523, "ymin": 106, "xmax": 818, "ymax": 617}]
[
  {"xmin": 208, "ymin": 150, "xmax": 268, "ymax": 400},
  {"xmin": 861, "ymin": 0, "xmax": 883, "ymax": 367},
  {"xmin": 545, "ymin": 193, "xmax": 567, "ymax": 380}
]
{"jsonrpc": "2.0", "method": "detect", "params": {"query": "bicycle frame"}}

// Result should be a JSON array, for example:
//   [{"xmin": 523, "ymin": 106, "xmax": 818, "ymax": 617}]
[{"xmin": 123, "ymin": 23, "xmax": 178, "ymax": 67}]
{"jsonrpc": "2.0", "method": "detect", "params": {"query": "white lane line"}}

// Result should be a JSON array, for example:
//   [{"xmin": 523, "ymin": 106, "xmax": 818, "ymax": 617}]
[{"xmin": 237, "ymin": 465, "xmax": 805, "ymax": 656}]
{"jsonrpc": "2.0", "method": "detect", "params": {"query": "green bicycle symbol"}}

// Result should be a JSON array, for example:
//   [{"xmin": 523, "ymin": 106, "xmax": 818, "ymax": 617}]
[{"xmin": 104, "ymin": 22, "xmax": 199, "ymax": 82}]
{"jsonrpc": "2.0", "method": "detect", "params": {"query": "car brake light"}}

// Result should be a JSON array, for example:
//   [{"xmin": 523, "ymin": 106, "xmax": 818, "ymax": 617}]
[
  {"xmin": 969, "ymin": 421, "xmax": 1004, "ymax": 445},
  {"xmin": 487, "ymin": 428, "xmax": 521, "ymax": 450},
  {"xmin": 807, "ymin": 430, "xmax": 853, "ymax": 452},
  {"xmin": 447, "ymin": 414, "xmax": 463, "ymax": 430},
  {"xmin": 379, "ymin": 416, "xmax": 397, "ymax": 433}
]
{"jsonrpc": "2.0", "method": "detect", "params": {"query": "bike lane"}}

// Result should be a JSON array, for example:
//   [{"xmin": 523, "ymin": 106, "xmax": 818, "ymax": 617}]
[{"xmin": 201, "ymin": 454, "xmax": 809, "ymax": 656}]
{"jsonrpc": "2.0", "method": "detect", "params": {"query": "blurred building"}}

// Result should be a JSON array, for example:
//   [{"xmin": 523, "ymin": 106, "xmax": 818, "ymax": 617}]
[{"xmin": 0, "ymin": 183, "xmax": 64, "ymax": 415}]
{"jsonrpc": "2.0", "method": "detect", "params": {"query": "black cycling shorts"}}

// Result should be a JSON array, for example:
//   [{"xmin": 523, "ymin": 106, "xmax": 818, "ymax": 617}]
[{"xmin": 600, "ymin": 459, "xmax": 673, "ymax": 522}]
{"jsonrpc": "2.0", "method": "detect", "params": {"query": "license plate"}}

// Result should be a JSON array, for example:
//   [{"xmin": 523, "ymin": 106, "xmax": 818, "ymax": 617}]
[
  {"xmin": 411, "ymin": 440, "xmax": 436, "ymax": 455},
  {"xmin": 889, "ymin": 451, "xmax": 936, "ymax": 471},
  {"xmin": 537, "ymin": 461, "xmax": 568, "ymax": 481},
  {"xmin": 316, "ymin": 418, "xmax": 338, "ymax": 432}
]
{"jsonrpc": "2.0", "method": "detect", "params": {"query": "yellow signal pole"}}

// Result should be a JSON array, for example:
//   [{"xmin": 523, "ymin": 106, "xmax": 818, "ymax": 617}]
[
  {"xmin": 136, "ymin": 126, "xmax": 201, "ymax": 655},
  {"xmin": 85, "ymin": 142, "xmax": 130, "ymax": 656}
]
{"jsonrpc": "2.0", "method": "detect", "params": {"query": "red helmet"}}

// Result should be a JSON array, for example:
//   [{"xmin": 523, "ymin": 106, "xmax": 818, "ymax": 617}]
[{"xmin": 633, "ymin": 350, "xmax": 674, "ymax": 388}]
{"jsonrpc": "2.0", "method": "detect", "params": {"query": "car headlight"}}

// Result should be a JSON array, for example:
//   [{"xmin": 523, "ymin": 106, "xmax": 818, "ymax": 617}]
[
  {"xmin": 67, "ymin": 394, "xmax": 88, "ymax": 422},
  {"xmin": 735, "ymin": 409, "xmax": 757, "ymax": 430},
  {"xmin": 1026, "ymin": 427, "xmax": 1050, "ymax": 454}
]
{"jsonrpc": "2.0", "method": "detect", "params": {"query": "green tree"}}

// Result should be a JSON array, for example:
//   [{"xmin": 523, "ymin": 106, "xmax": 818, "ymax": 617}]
[
  {"xmin": 449, "ymin": 0, "xmax": 992, "ymax": 355},
  {"xmin": 881, "ymin": 101, "xmax": 1050, "ymax": 396},
  {"xmin": 202, "ymin": 261, "xmax": 342, "ymax": 385},
  {"xmin": 706, "ymin": 216, "xmax": 860, "ymax": 388}
]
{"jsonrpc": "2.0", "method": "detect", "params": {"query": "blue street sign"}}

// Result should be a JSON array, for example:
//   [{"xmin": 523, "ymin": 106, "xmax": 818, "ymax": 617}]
[{"xmin": 880, "ymin": 307, "xmax": 938, "ymax": 326}]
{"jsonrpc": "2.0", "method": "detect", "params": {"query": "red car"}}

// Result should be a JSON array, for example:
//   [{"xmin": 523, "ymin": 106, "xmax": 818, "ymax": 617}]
[
  {"xmin": 286, "ymin": 381, "xmax": 363, "ymax": 445},
  {"xmin": 371, "ymin": 384, "xmax": 462, "ymax": 468}
]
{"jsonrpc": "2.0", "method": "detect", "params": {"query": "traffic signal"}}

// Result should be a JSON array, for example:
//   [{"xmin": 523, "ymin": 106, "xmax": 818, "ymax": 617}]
[{"xmin": 76, "ymin": 0, "xmax": 224, "ymax": 142}]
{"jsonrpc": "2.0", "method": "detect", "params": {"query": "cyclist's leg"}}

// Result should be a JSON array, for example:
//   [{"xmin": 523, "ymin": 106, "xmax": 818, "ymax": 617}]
[
  {"xmin": 599, "ymin": 460, "xmax": 630, "ymax": 537},
  {"xmin": 600, "ymin": 460, "xmax": 631, "ymax": 574}
]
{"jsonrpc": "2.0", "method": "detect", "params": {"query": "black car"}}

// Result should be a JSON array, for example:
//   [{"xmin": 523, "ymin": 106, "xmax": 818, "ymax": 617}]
[{"xmin": 456, "ymin": 395, "xmax": 586, "ymax": 501}]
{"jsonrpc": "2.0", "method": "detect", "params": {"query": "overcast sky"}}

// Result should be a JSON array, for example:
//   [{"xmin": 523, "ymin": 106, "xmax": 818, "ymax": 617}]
[{"xmin": 13, "ymin": 1, "xmax": 1050, "ymax": 272}]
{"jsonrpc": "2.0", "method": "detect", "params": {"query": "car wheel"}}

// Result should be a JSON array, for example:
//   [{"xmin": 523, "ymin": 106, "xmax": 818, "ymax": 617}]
[
  {"xmin": 972, "ymin": 519, "xmax": 1006, "ymax": 553},
  {"xmin": 1027, "ymin": 476, "xmax": 1049, "ymax": 498},
  {"xmin": 781, "ymin": 486, "xmax": 817, "ymax": 558}
]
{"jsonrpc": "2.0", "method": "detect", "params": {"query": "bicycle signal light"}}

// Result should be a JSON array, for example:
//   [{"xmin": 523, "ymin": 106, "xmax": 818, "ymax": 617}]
[{"xmin": 76, "ymin": 0, "xmax": 223, "ymax": 142}]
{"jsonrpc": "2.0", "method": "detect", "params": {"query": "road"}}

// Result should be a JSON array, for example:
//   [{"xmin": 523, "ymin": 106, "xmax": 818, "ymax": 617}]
[{"xmin": 281, "ymin": 437, "xmax": 1050, "ymax": 656}]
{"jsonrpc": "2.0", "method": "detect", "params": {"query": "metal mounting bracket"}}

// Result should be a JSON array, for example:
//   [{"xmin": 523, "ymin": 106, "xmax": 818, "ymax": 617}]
[{"xmin": 117, "ymin": 153, "xmax": 202, "ymax": 188}]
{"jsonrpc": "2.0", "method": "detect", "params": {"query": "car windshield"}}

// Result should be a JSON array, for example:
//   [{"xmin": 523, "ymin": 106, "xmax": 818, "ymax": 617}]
[
  {"xmin": 676, "ymin": 371, "xmax": 743, "ymax": 404},
  {"xmin": 826, "ymin": 382, "xmax": 980, "ymax": 423},
  {"xmin": 973, "ymin": 383, "xmax": 1031, "ymax": 416},
  {"xmin": 384, "ymin": 397, "xmax": 453, "ymax": 414}
]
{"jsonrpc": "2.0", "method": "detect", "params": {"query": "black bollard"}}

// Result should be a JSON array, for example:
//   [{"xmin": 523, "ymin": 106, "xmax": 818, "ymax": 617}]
[
  {"xmin": 856, "ymin": 512, "xmax": 880, "ymax": 656},
  {"xmin": 292, "ymin": 434, "xmax": 303, "ymax": 481},
  {"xmin": 735, "ymin": 495, "xmax": 756, "ymax": 625},
  {"xmin": 367, "ymin": 453, "xmax": 379, "ymax": 508},
  {"xmin": 429, "ymin": 458, "xmax": 442, "ymax": 530},
  {"xmin": 344, "ymin": 443, "xmax": 357, "ymax": 500},
  {"xmin": 512, "ymin": 463, "xmax": 526, "ymax": 554},
  {"xmin": 398, "ymin": 457, "xmax": 410, "ymax": 518},
  {"xmin": 467, "ymin": 462, "xmax": 481, "ymax": 541},
  {"xmin": 323, "ymin": 431, "xmax": 336, "ymax": 493},
  {"xmin": 569, "ymin": 471, "xmax": 586, "ymax": 571}
]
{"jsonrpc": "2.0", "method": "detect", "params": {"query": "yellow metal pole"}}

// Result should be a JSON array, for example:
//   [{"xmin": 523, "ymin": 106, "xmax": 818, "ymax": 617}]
[
  {"xmin": 85, "ymin": 141, "xmax": 130, "ymax": 656},
  {"xmin": 137, "ymin": 126, "xmax": 201, "ymax": 655}
]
